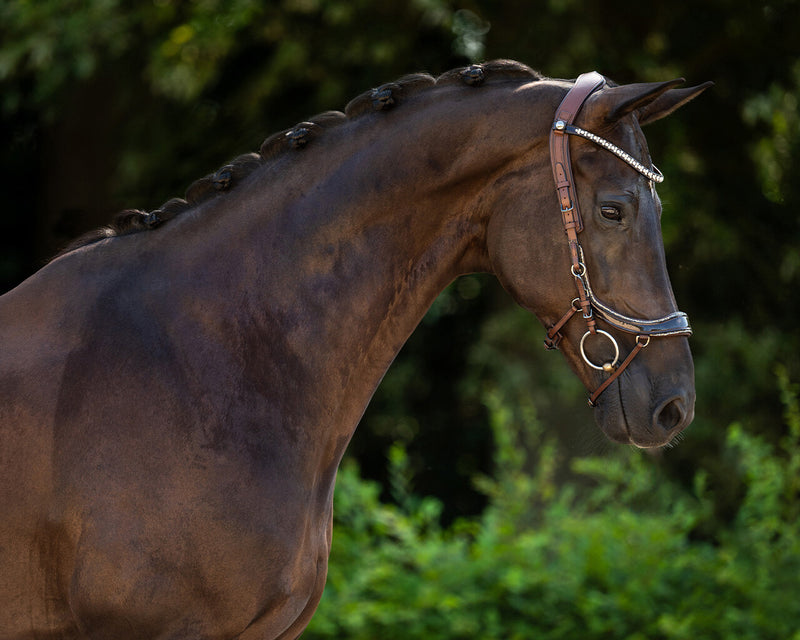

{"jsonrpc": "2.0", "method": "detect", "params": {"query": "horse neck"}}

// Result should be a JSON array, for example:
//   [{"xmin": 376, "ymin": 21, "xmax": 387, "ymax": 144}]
[{"xmin": 165, "ymin": 80, "xmax": 556, "ymax": 465}]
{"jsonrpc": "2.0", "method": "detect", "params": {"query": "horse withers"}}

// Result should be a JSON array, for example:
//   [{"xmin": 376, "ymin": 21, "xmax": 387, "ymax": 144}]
[{"xmin": 0, "ymin": 61, "xmax": 709, "ymax": 638}]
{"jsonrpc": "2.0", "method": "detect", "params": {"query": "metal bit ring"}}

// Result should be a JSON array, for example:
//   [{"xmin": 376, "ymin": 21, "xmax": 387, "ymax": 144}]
[{"xmin": 580, "ymin": 329, "xmax": 620, "ymax": 371}]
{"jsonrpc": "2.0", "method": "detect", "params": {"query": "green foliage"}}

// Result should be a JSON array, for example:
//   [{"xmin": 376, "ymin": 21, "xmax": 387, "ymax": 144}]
[
  {"xmin": 742, "ymin": 60, "xmax": 800, "ymax": 205},
  {"xmin": 0, "ymin": 0, "xmax": 134, "ymax": 113},
  {"xmin": 0, "ymin": 0, "xmax": 461, "ymax": 116},
  {"xmin": 306, "ymin": 373, "xmax": 800, "ymax": 639}
]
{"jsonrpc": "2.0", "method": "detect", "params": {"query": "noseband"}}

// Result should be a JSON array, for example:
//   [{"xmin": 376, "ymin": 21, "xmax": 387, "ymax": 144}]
[{"xmin": 544, "ymin": 72, "xmax": 692, "ymax": 407}]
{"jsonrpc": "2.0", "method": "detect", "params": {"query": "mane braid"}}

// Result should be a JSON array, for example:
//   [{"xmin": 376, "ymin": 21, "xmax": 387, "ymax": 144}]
[{"xmin": 55, "ymin": 60, "xmax": 542, "ymax": 258}]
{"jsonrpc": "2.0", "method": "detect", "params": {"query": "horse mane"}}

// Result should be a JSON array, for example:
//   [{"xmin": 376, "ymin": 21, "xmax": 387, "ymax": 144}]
[{"xmin": 57, "ymin": 60, "xmax": 542, "ymax": 256}]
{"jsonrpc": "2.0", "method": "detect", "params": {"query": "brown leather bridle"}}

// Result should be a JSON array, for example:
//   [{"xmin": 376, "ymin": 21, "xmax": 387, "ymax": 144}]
[{"xmin": 544, "ymin": 72, "xmax": 692, "ymax": 407}]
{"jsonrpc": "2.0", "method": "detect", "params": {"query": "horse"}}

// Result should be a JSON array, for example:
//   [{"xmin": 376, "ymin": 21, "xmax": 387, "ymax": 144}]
[{"xmin": 0, "ymin": 60, "xmax": 709, "ymax": 638}]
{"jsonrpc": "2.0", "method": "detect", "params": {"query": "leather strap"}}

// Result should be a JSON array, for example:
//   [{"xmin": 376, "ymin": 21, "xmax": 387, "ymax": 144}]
[
  {"xmin": 550, "ymin": 72, "xmax": 605, "ymax": 333},
  {"xmin": 549, "ymin": 72, "xmax": 605, "ymax": 234},
  {"xmin": 544, "ymin": 300, "xmax": 580, "ymax": 349},
  {"xmin": 587, "ymin": 336, "xmax": 649, "ymax": 407}
]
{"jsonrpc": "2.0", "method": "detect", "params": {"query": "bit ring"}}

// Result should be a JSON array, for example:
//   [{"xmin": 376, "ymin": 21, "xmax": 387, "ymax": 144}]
[{"xmin": 580, "ymin": 329, "xmax": 620, "ymax": 371}]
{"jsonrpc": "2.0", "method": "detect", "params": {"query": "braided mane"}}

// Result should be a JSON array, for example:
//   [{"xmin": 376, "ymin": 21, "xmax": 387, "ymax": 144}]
[{"xmin": 59, "ymin": 60, "xmax": 542, "ymax": 255}]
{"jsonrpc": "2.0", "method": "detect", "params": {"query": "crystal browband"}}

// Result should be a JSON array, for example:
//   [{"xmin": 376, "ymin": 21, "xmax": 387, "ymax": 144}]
[{"xmin": 553, "ymin": 121, "xmax": 664, "ymax": 184}]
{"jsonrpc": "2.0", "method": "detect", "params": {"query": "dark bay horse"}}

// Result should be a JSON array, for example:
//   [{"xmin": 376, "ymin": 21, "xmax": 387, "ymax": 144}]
[{"xmin": 0, "ymin": 61, "xmax": 709, "ymax": 638}]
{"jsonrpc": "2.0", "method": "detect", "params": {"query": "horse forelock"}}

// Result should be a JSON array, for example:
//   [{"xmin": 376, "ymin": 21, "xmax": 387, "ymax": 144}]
[{"xmin": 55, "ymin": 60, "xmax": 543, "ymax": 258}]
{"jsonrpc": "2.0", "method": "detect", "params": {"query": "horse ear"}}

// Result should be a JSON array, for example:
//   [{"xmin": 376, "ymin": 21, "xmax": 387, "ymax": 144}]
[
  {"xmin": 599, "ymin": 79, "xmax": 713, "ymax": 126},
  {"xmin": 635, "ymin": 81, "xmax": 714, "ymax": 126}
]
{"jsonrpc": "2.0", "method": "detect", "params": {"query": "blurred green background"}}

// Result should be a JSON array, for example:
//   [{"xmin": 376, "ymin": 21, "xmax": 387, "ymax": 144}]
[{"xmin": 2, "ymin": 0, "xmax": 799, "ymax": 637}]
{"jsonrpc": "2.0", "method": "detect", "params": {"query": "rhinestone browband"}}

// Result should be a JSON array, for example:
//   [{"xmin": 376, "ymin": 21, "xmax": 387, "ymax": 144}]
[{"xmin": 553, "ymin": 121, "xmax": 664, "ymax": 184}]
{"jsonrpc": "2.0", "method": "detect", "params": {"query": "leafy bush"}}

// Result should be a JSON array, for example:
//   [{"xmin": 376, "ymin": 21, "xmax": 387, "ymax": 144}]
[{"xmin": 305, "ymin": 370, "xmax": 800, "ymax": 639}]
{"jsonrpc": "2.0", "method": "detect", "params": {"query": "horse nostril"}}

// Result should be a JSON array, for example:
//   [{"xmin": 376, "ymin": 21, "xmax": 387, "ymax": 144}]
[{"xmin": 654, "ymin": 398, "xmax": 685, "ymax": 434}]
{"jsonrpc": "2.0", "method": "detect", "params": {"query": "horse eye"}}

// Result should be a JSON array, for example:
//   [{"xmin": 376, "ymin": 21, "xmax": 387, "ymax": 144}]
[{"xmin": 600, "ymin": 206, "xmax": 622, "ymax": 221}]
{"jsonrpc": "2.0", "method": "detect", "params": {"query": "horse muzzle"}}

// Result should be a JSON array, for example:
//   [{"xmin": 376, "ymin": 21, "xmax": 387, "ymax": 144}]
[{"xmin": 591, "ymin": 336, "xmax": 695, "ymax": 448}]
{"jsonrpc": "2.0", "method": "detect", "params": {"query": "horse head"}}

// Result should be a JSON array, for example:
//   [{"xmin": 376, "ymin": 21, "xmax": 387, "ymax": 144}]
[{"xmin": 487, "ymin": 74, "xmax": 711, "ymax": 448}]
